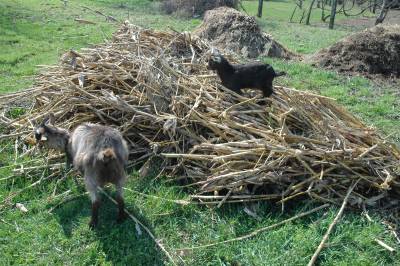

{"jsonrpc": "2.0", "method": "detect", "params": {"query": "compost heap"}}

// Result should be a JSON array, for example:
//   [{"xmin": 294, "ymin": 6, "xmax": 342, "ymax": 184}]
[
  {"xmin": 1, "ymin": 22, "xmax": 399, "ymax": 209},
  {"xmin": 310, "ymin": 25, "xmax": 400, "ymax": 78},
  {"xmin": 193, "ymin": 7, "xmax": 296, "ymax": 59}
]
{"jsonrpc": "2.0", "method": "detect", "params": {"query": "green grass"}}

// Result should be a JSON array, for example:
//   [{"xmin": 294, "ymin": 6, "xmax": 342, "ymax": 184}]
[
  {"xmin": 1, "ymin": 157, "xmax": 399, "ymax": 265},
  {"xmin": 0, "ymin": 0, "xmax": 199, "ymax": 93},
  {"xmin": 1, "ymin": 0, "xmax": 400, "ymax": 265}
]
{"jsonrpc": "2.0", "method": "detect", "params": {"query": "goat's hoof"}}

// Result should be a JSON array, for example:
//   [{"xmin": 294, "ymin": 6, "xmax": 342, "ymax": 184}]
[{"xmin": 116, "ymin": 212, "xmax": 127, "ymax": 224}]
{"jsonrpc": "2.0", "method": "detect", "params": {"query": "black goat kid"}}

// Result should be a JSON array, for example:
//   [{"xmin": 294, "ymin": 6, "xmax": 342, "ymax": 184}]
[{"xmin": 208, "ymin": 52, "xmax": 286, "ymax": 100}]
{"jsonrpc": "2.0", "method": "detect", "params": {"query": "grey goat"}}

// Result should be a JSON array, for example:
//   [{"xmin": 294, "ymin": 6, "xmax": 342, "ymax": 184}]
[{"xmin": 35, "ymin": 113, "xmax": 129, "ymax": 228}]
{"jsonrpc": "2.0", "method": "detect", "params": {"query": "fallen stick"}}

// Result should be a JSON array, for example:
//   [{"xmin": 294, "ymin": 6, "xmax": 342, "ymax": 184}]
[
  {"xmin": 176, "ymin": 203, "xmax": 330, "ymax": 251},
  {"xmin": 80, "ymin": 5, "xmax": 118, "ymax": 22},
  {"xmin": 0, "ymin": 171, "xmax": 58, "ymax": 209},
  {"xmin": 100, "ymin": 189, "xmax": 177, "ymax": 266},
  {"xmin": 74, "ymin": 18, "xmax": 97, "ymax": 25},
  {"xmin": 374, "ymin": 238, "xmax": 395, "ymax": 252},
  {"xmin": 124, "ymin": 187, "xmax": 192, "ymax": 206},
  {"xmin": 307, "ymin": 180, "xmax": 359, "ymax": 266},
  {"xmin": 48, "ymin": 192, "xmax": 88, "ymax": 213}
]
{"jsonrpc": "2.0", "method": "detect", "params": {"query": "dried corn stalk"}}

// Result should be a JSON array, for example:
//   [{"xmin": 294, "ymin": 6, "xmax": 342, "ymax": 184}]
[{"xmin": 1, "ymin": 22, "xmax": 399, "ymax": 208}]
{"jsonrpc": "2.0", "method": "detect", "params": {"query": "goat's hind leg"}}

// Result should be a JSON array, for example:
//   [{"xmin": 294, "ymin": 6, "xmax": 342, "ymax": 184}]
[
  {"xmin": 85, "ymin": 177, "xmax": 100, "ymax": 229},
  {"xmin": 115, "ymin": 179, "xmax": 127, "ymax": 223}
]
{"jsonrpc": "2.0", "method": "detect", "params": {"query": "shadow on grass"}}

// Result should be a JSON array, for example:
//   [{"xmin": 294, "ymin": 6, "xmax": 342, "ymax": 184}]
[{"xmin": 52, "ymin": 188, "xmax": 164, "ymax": 265}]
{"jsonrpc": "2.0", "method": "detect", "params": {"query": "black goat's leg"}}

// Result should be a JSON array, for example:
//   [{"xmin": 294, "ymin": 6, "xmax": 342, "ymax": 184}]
[
  {"xmin": 230, "ymin": 86, "xmax": 242, "ymax": 96},
  {"xmin": 262, "ymin": 79, "xmax": 274, "ymax": 98},
  {"xmin": 257, "ymin": 81, "xmax": 273, "ymax": 105}
]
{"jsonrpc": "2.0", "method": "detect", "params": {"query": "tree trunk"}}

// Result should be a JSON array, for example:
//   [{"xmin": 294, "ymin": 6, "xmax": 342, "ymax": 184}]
[
  {"xmin": 375, "ymin": 0, "xmax": 389, "ymax": 25},
  {"xmin": 290, "ymin": 6, "xmax": 298, "ymax": 22},
  {"xmin": 299, "ymin": 10, "xmax": 306, "ymax": 23},
  {"xmin": 257, "ymin": 0, "xmax": 263, "ymax": 17},
  {"xmin": 329, "ymin": 0, "xmax": 338, "ymax": 29},
  {"xmin": 372, "ymin": 0, "xmax": 377, "ymax": 13},
  {"xmin": 306, "ymin": 0, "xmax": 317, "ymax": 25}
]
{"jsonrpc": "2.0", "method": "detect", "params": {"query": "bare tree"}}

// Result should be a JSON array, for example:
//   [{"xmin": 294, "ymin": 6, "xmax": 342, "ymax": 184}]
[
  {"xmin": 372, "ymin": 0, "xmax": 378, "ymax": 13},
  {"xmin": 329, "ymin": 0, "xmax": 338, "ymax": 28},
  {"xmin": 289, "ymin": 0, "xmax": 307, "ymax": 23},
  {"xmin": 375, "ymin": 0, "xmax": 399, "ymax": 24},
  {"xmin": 289, "ymin": 0, "xmax": 399, "ymax": 28},
  {"xmin": 306, "ymin": 0, "xmax": 317, "ymax": 24},
  {"xmin": 257, "ymin": 0, "xmax": 264, "ymax": 17}
]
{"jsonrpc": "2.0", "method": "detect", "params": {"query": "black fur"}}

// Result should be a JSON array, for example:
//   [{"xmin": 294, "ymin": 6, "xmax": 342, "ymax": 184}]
[{"xmin": 208, "ymin": 53, "xmax": 286, "ymax": 99}]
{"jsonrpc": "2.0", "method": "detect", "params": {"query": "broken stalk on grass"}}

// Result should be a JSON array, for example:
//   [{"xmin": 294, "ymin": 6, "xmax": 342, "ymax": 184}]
[
  {"xmin": 100, "ymin": 188, "xmax": 178, "ymax": 266},
  {"xmin": 307, "ymin": 180, "xmax": 360, "ymax": 266},
  {"xmin": 176, "ymin": 203, "xmax": 330, "ymax": 251}
]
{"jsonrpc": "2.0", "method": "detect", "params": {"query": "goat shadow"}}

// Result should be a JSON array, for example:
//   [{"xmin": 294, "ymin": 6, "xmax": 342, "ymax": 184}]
[{"xmin": 52, "ymin": 188, "xmax": 164, "ymax": 265}]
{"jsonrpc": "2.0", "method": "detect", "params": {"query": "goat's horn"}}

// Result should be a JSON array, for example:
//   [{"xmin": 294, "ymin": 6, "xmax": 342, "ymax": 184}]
[
  {"xmin": 211, "ymin": 47, "xmax": 215, "ymax": 53},
  {"xmin": 41, "ymin": 116, "xmax": 49, "ymax": 126}
]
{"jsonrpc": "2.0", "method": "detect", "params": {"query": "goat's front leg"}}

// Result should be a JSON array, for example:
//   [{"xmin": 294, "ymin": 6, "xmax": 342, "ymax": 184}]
[
  {"xmin": 258, "ymin": 81, "xmax": 274, "ymax": 105},
  {"xmin": 85, "ymin": 177, "xmax": 100, "ymax": 229},
  {"xmin": 116, "ymin": 180, "xmax": 127, "ymax": 223},
  {"xmin": 262, "ymin": 80, "xmax": 274, "ymax": 98},
  {"xmin": 231, "ymin": 86, "xmax": 242, "ymax": 95}
]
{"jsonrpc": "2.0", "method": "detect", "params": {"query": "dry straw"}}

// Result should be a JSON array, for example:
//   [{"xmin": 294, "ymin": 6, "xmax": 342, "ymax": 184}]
[{"xmin": 1, "ymin": 22, "xmax": 399, "ymax": 210}]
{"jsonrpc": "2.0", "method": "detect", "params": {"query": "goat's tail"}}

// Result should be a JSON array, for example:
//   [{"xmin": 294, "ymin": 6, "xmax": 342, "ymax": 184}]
[
  {"xmin": 275, "ymin": 71, "xmax": 287, "ymax": 77},
  {"xmin": 97, "ymin": 148, "xmax": 117, "ymax": 163}
]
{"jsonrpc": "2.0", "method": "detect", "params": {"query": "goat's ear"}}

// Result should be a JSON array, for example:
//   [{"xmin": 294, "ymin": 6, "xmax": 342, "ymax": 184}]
[
  {"xmin": 40, "ymin": 116, "xmax": 49, "ymax": 127},
  {"xmin": 48, "ymin": 113, "xmax": 56, "ymax": 125}
]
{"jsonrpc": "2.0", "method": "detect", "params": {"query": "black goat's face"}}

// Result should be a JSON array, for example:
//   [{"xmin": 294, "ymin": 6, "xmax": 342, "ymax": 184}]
[{"xmin": 208, "ymin": 54, "xmax": 222, "ymax": 70}]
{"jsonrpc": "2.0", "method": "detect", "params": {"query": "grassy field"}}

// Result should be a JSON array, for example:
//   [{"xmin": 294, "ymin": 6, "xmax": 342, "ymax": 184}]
[{"xmin": 1, "ymin": 0, "xmax": 400, "ymax": 265}]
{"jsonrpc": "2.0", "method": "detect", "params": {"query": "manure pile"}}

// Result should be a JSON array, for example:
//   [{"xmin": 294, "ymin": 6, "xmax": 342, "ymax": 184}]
[
  {"xmin": 1, "ymin": 22, "xmax": 399, "ymax": 209},
  {"xmin": 310, "ymin": 25, "xmax": 400, "ymax": 78},
  {"xmin": 194, "ymin": 7, "xmax": 296, "ymax": 59}
]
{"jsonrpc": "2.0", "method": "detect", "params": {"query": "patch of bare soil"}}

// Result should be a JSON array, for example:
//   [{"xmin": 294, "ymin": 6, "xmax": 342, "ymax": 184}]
[
  {"xmin": 193, "ymin": 7, "xmax": 297, "ymax": 59},
  {"xmin": 309, "ymin": 25, "xmax": 400, "ymax": 79},
  {"xmin": 340, "ymin": 10, "xmax": 400, "ymax": 29}
]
